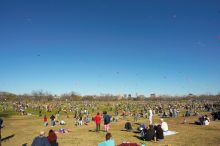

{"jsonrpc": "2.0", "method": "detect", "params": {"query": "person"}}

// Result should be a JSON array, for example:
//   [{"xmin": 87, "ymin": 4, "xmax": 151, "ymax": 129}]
[
  {"xmin": 94, "ymin": 112, "xmax": 101, "ymax": 132},
  {"xmin": 138, "ymin": 124, "xmax": 146, "ymax": 132},
  {"xmin": 124, "ymin": 121, "xmax": 132, "ymax": 131},
  {"xmin": 122, "ymin": 111, "xmax": 126, "ymax": 120},
  {"xmin": 103, "ymin": 111, "xmax": 111, "ymax": 132},
  {"xmin": 142, "ymin": 125, "xmax": 156, "ymax": 141},
  {"xmin": 134, "ymin": 112, "xmax": 139, "ymax": 122},
  {"xmin": 79, "ymin": 115, "xmax": 83, "ymax": 126},
  {"xmin": 160, "ymin": 119, "xmax": 168, "ymax": 132},
  {"xmin": 31, "ymin": 131, "xmax": 50, "ymax": 146},
  {"xmin": 195, "ymin": 115, "xmax": 205, "ymax": 125},
  {"xmin": 204, "ymin": 115, "xmax": 210, "ymax": 125},
  {"xmin": 60, "ymin": 120, "xmax": 65, "ymax": 125},
  {"xmin": 155, "ymin": 125, "xmax": 164, "ymax": 141},
  {"xmin": 55, "ymin": 113, "xmax": 59, "ymax": 122},
  {"xmin": 47, "ymin": 129, "xmax": 58, "ymax": 146},
  {"xmin": 56, "ymin": 128, "xmax": 71, "ymax": 134},
  {"xmin": 148, "ymin": 108, "xmax": 153, "ymax": 125},
  {"xmin": 211, "ymin": 111, "xmax": 220, "ymax": 121},
  {"xmin": 173, "ymin": 108, "xmax": 177, "ymax": 118},
  {"xmin": 39, "ymin": 110, "xmax": 42, "ymax": 117},
  {"xmin": 113, "ymin": 111, "xmax": 119, "ymax": 122},
  {"xmin": 50, "ymin": 114, "xmax": 55, "ymax": 127},
  {"xmin": 44, "ymin": 115, "xmax": 48, "ymax": 127},
  {"xmin": 84, "ymin": 115, "xmax": 90, "ymax": 125},
  {"xmin": 0, "ymin": 118, "xmax": 4, "ymax": 128},
  {"xmin": 98, "ymin": 132, "xmax": 115, "ymax": 146}
]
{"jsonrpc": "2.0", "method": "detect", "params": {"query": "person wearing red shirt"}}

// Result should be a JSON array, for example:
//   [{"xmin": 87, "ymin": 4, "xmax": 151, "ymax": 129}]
[
  {"xmin": 94, "ymin": 112, "xmax": 101, "ymax": 132},
  {"xmin": 44, "ymin": 115, "xmax": 48, "ymax": 127}
]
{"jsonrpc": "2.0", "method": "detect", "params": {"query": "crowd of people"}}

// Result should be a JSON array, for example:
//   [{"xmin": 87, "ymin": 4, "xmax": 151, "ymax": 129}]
[{"xmin": 1, "ymin": 99, "xmax": 219, "ymax": 145}]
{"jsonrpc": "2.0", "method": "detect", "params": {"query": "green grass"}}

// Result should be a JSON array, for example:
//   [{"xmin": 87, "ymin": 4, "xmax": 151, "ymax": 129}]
[{"xmin": 1, "ymin": 113, "xmax": 220, "ymax": 146}]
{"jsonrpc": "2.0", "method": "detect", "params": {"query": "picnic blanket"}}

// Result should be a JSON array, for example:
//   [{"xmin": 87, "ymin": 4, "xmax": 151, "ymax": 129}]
[
  {"xmin": 163, "ymin": 131, "xmax": 178, "ymax": 136},
  {"xmin": 118, "ymin": 143, "xmax": 139, "ymax": 146}
]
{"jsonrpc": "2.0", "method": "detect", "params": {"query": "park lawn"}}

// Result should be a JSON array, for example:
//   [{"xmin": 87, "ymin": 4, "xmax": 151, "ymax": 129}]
[{"xmin": 1, "ymin": 114, "xmax": 220, "ymax": 146}]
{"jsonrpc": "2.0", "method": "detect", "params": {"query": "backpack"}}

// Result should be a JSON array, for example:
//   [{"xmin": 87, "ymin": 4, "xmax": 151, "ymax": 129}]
[
  {"xmin": 104, "ymin": 115, "xmax": 111, "ymax": 124},
  {"xmin": 124, "ymin": 122, "xmax": 132, "ymax": 130}
]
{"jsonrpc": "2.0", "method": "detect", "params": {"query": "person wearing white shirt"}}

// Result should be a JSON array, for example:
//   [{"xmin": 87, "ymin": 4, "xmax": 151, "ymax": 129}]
[
  {"xmin": 149, "ymin": 108, "xmax": 153, "ymax": 125},
  {"xmin": 160, "ymin": 119, "xmax": 168, "ymax": 132}
]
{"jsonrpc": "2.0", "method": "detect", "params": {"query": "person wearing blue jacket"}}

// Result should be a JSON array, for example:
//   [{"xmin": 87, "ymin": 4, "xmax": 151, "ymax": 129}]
[
  {"xmin": 103, "ymin": 111, "xmax": 111, "ymax": 132},
  {"xmin": 31, "ymin": 131, "xmax": 50, "ymax": 146}
]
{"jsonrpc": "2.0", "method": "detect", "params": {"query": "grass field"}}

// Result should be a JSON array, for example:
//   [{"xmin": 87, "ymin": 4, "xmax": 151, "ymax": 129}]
[{"xmin": 1, "ymin": 113, "xmax": 220, "ymax": 146}]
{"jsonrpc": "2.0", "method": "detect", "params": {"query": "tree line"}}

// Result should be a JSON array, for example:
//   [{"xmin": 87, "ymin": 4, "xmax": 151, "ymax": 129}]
[{"xmin": 0, "ymin": 91, "xmax": 219, "ymax": 102}]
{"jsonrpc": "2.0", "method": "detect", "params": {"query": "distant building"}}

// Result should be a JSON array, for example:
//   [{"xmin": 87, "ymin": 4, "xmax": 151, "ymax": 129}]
[
  {"xmin": 150, "ymin": 93, "xmax": 156, "ymax": 98},
  {"xmin": 188, "ymin": 93, "xmax": 194, "ymax": 97}
]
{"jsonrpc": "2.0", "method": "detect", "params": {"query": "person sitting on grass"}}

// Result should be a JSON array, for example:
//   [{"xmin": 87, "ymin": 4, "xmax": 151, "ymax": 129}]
[
  {"xmin": 31, "ymin": 131, "xmax": 50, "ymax": 146},
  {"xmin": 124, "ymin": 121, "xmax": 132, "ymax": 131},
  {"xmin": 60, "ymin": 120, "xmax": 66, "ymax": 125},
  {"xmin": 155, "ymin": 125, "xmax": 164, "ymax": 141},
  {"xmin": 47, "ymin": 129, "xmax": 58, "ymax": 146},
  {"xmin": 204, "ymin": 115, "xmax": 210, "ymax": 125},
  {"xmin": 142, "ymin": 125, "xmax": 156, "ymax": 141},
  {"xmin": 98, "ymin": 132, "xmax": 115, "ymax": 146},
  {"xmin": 194, "ymin": 115, "xmax": 210, "ymax": 125},
  {"xmin": 56, "ymin": 128, "xmax": 71, "ymax": 134},
  {"xmin": 160, "ymin": 119, "xmax": 168, "ymax": 132}
]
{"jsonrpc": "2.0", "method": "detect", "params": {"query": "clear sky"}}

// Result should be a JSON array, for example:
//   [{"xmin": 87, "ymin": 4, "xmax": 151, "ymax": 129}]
[{"xmin": 0, "ymin": 0, "xmax": 220, "ymax": 96}]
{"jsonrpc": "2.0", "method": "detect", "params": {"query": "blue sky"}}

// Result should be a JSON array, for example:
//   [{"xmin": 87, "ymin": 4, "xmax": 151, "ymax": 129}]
[{"xmin": 0, "ymin": 0, "xmax": 220, "ymax": 96}]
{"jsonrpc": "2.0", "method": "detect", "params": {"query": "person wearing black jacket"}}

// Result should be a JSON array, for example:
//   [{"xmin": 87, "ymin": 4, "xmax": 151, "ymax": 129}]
[
  {"xmin": 143, "ymin": 125, "xmax": 156, "ymax": 141},
  {"xmin": 50, "ymin": 115, "xmax": 55, "ymax": 127},
  {"xmin": 155, "ymin": 125, "xmax": 164, "ymax": 141}
]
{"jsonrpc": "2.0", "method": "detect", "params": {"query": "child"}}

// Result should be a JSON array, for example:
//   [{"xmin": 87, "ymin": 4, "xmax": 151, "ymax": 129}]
[{"xmin": 44, "ymin": 115, "xmax": 48, "ymax": 127}]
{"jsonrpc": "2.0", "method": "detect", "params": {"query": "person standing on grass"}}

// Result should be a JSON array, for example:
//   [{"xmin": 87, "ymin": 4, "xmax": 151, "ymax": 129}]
[
  {"xmin": 79, "ymin": 114, "xmax": 83, "ymax": 126},
  {"xmin": 94, "ymin": 112, "xmax": 101, "ymax": 132},
  {"xmin": 44, "ymin": 115, "xmax": 48, "ymax": 127},
  {"xmin": 103, "ymin": 111, "xmax": 111, "ymax": 132},
  {"xmin": 148, "ymin": 108, "xmax": 153, "ymax": 125},
  {"xmin": 50, "ymin": 114, "xmax": 55, "ymax": 127}
]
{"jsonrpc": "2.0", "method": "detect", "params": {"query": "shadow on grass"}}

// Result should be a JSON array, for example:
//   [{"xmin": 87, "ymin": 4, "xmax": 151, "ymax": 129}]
[
  {"xmin": 133, "ymin": 135, "xmax": 143, "ymax": 141},
  {"xmin": 22, "ymin": 143, "xmax": 27, "ymax": 146},
  {"xmin": 0, "ymin": 110, "xmax": 17, "ymax": 118},
  {"xmin": 120, "ymin": 129, "xmax": 134, "ymax": 132},
  {"xmin": 0, "ymin": 113, "xmax": 10, "ymax": 118},
  {"xmin": 1, "ymin": 134, "xmax": 15, "ymax": 142},
  {"xmin": 132, "ymin": 130, "xmax": 140, "ymax": 134},
  {"xmin": 188, "ymin": 122, "xmax": 202, "ymax": 126},
  {"xmin": 134, "ymin": 123, "xmax": 141, "ymax": 126},
  {"xmin": 88, "ymin": 130, "xmax": 105, "ymax": 132}
]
